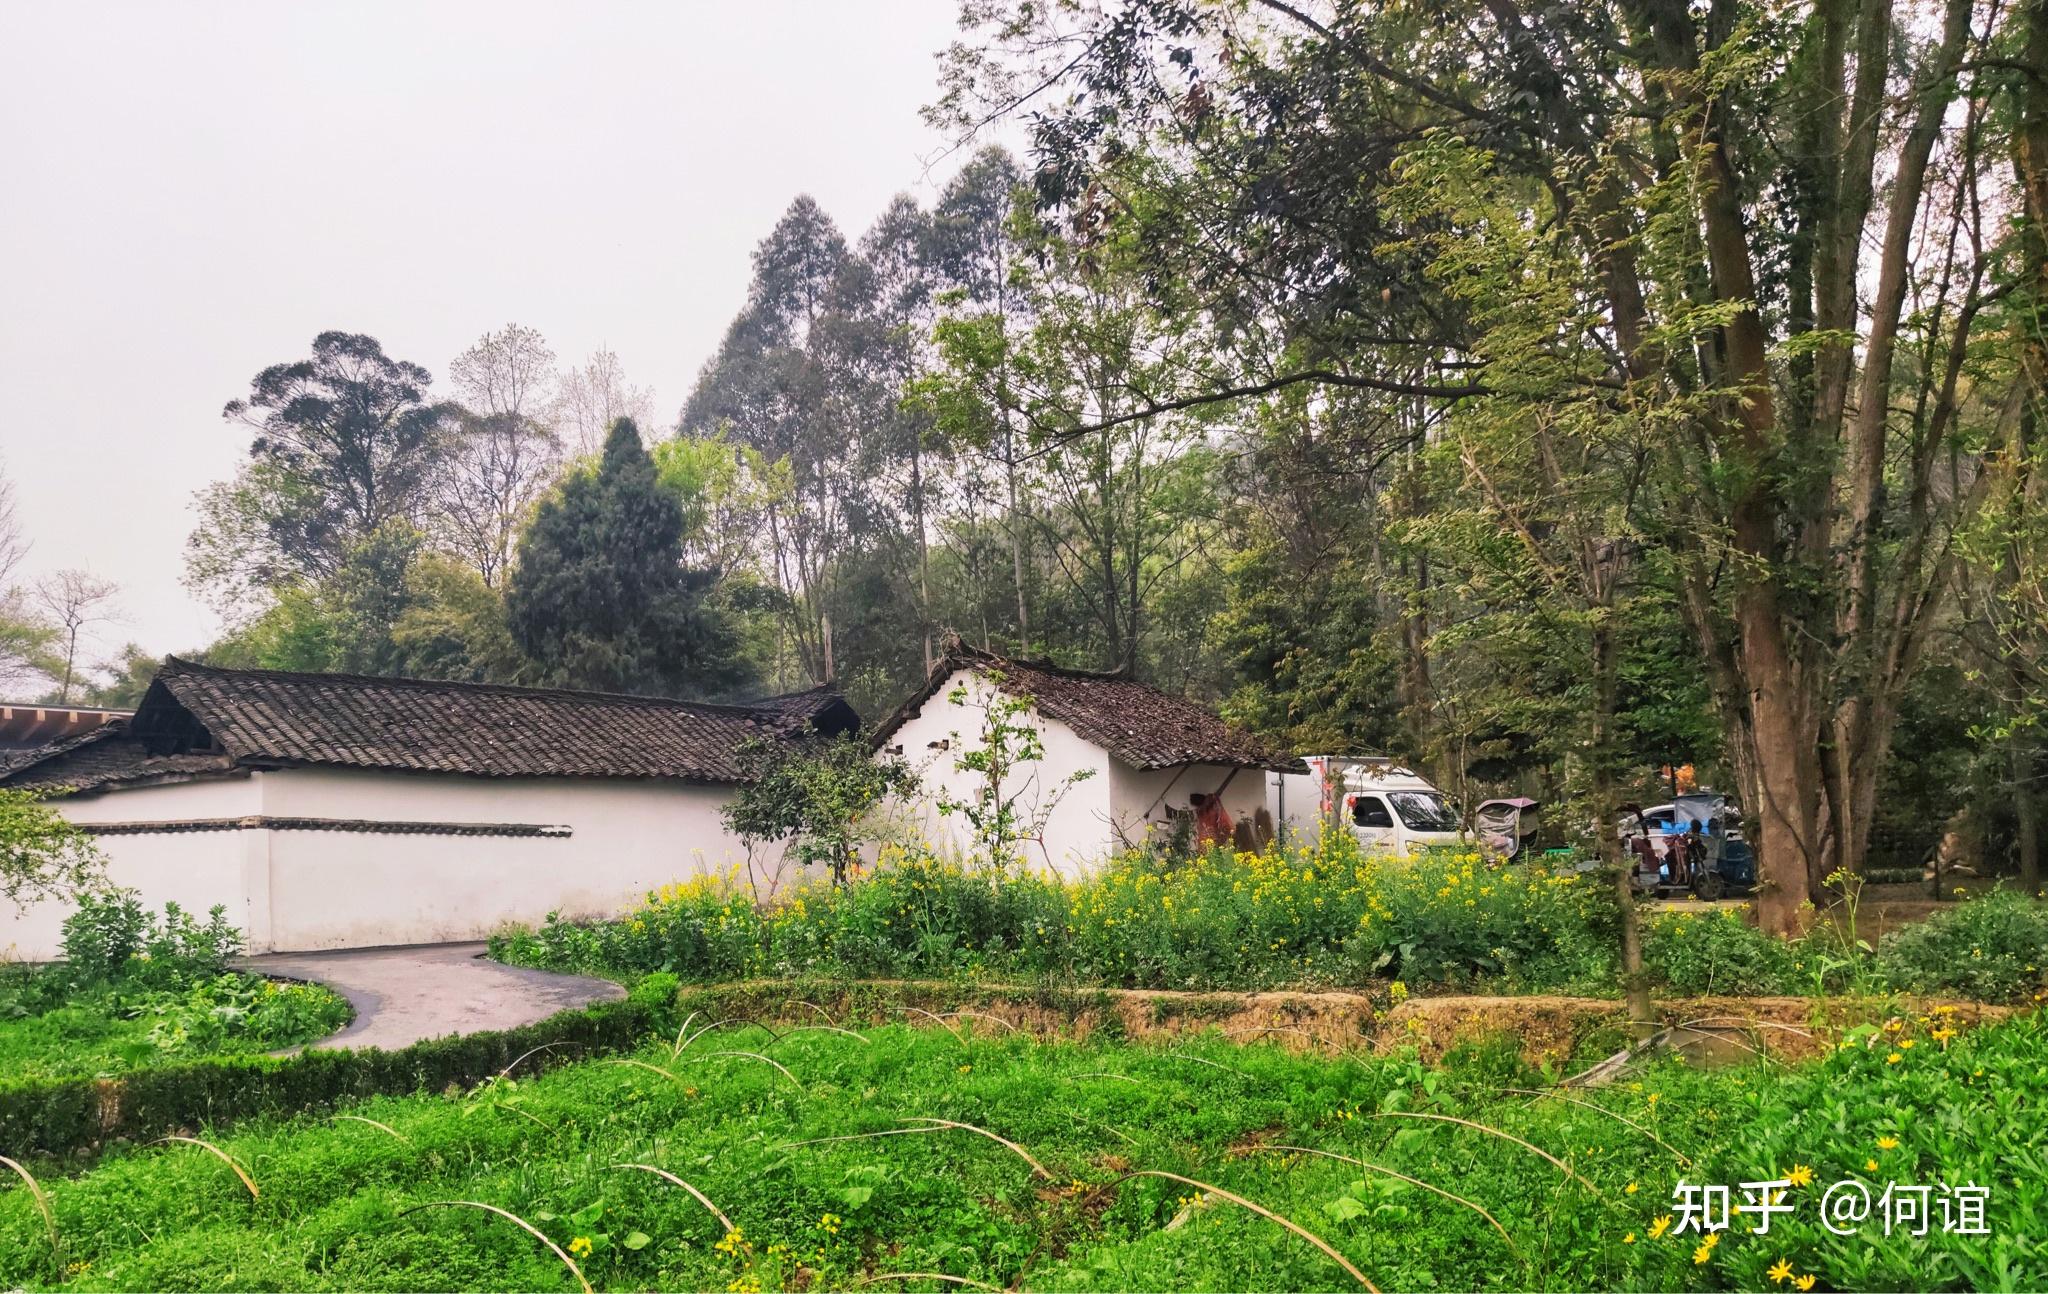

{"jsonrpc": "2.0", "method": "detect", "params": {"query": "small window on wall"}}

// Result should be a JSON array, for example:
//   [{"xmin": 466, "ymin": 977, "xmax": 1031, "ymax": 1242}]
[{"xmin": 1351, "ymin": 795, "xmax": 1394, "ymax": 828}]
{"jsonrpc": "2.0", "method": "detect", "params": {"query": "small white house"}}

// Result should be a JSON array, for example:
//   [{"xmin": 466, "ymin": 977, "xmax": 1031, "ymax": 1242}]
[
  {"xmin": 0, "ymin": 658, "xmax": 856, "ymax": 959},
  {"xmin": 872, "ymin": 646, "xmax": 1305, "ymax": 876}
]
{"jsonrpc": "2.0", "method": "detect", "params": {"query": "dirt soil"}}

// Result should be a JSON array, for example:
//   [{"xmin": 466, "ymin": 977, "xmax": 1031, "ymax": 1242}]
[{"xmin": 678, "ymin": 979, "xmax": 2016, "ymax": 1072}]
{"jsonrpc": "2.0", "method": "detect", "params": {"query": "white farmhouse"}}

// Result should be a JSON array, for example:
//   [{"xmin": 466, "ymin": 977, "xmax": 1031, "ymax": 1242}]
[
  {"xmin": 0, "ymin": 658, "xmax": 855, "ymax": 959},
  {"xmin": 872, "ymin": 646, "xmax": 1305, "ymax": 876}
]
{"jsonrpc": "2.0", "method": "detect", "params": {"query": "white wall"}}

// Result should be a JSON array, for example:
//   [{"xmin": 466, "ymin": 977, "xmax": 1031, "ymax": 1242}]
[
  {"xmin": 258, "ymin": 767, "xmax": 755, "ymax": 951},
  {"xmin": 1, "ymin": 767, "xmax": 775, "ymax": 959},
  {"xmin": 877, "ymin": 668, "xmax": 1113, "ymax": 878},
  {"xmin": 0, "ymin": 776, "xmax": 261, "ymax": 963},
  {"xmin": 1106, "ymin": 760, "xmax": 1268, "ymax": 851}
]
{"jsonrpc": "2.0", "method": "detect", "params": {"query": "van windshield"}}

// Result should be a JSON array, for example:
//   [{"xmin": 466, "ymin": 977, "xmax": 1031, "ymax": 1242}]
[{"xmin": 1388, "ymin": 791, "xmax": 1459, "ymax": 832}]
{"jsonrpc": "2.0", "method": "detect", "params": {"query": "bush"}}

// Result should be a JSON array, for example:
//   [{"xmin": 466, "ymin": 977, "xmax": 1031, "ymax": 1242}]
[
  {"xmin": 1643, "ymin": 909, "xmax": 1798, "ymax": 995},
  {"xmin": 493, "ymin": 836, "xmax": 1620, "ymax": 995},
  {"xmin": 1874, "ymin": 888, "xmax": 2048, "ymax": 1002},
  {"xmin": 60, "ymin": 890, "xmax": 241, "ymax": 988},
  {"xmin": 0, "ymin": 996, "xmax": 654, "ymax": 1158}
]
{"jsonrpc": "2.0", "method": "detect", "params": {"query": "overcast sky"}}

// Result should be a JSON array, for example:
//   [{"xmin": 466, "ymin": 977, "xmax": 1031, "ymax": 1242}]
[{"xmin": 0, "ymin": 1, "xmax": 979, "ymax": 676}]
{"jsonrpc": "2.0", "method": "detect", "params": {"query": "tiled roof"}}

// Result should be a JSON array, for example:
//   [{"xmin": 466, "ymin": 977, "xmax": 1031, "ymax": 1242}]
[
  {"xmin": 874, "ymin": 645, "xmax": 1305, "ymax": 774},
  {"xmin": 0, "ymin": 721, "xmax": 236, "ymax": 793},
  {"xmin": 2, "ymin": 658, "xmax": 859, "ymax": 791}
]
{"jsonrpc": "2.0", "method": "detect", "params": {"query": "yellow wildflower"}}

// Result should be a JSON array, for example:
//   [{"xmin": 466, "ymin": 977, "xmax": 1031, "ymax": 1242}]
[
  {"xmin": 1768, "ymin": 1258, "xmax": 1794, "ymax": 1285},
  {"xmin": 1648, "ymin": 1215, "xmax": 1672, "ymax": 1239},
  {"xmin": 1794, "ymin": 1276, "xmax": 1818, "ymax": 1292},
  {"xmin": 568, "ymin": 1237, "xmax": 593, "ymax": 1258},
  {"xmin": 1786, "ymin": 1164, "xmax": 1814, "ymax": 1187},
  {"xmin": 1877, "ymin": 1135, "xmax": 1899, "ymax": 1151}
]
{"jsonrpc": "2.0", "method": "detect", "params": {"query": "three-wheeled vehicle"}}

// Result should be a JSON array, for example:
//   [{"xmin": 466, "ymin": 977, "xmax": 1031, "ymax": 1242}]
[
  {"xmin": 1476, "ymin": 797, "xmax": 1540, "ymax": 861},
  {"xmin": 1621, "ymin": 793, "xmax": 1755, "ymax": 898}
]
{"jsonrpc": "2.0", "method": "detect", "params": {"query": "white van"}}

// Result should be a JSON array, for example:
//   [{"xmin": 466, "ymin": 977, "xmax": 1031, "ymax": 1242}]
[{"xmin": 1267, "ymin": 755, "xmax": 1466, "ymax": 854}]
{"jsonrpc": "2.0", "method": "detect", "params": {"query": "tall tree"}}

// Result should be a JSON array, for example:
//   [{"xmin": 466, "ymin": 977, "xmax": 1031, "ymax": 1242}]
[
  {"xmin": 556, "ymin": 348, "xmax": 658, "ymax": 456},
  {"xmin": 203, "ymin": 331, "xmax": 456, "ymax": 600},
  {"xmin": 435, "ymin": 325, "xmax": 564, "ymax": 586},
  {"xmin": 506, "ymin": 418, "xmax": 751, "ymax": 698},
  {"xmin": 683, "ymin": 196, "xmax": 864, "ymax": 684},
  {"xmin": 33, "ymin": 570, "xmax": 120, "ymax": 703},
  {"xmin": 936, "ymin": 0, "xmax": 2016, "ymax": 932}
]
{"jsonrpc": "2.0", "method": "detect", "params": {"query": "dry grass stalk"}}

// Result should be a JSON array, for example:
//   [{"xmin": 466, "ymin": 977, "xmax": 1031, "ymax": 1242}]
[
  {"xmin": 896, "ymin": 1005, "xmax": 967, "ymax": 1043},
  {"xmin": 902, "ymin": 1118, "xmax": 1052, "ymax": 1179},
  {"xmin": 610, "ymin": 1163, "xmax": 735, "ymax": 1232},
  {"xmin": 1262, "ymin": 1145, "xmax": 1517, "ymax": 1252},
  {"xmin": 1368, "ymin": 1112, "xmax": 1596, "ymax": 1191},
  {"xmin": 782, "ymin": 1127, "xmax": 947, "ymax": 1151},
  {"xmin": 1499, "ymin": 1088, "xmax": 1692, "ymax": 1165},
  {"xmin": 0, "ymin": 1153, "xmax": 59, "ymax": 1260},
  {"xmin": 699, "ymin": 1050, "xmax": 800, "ymax": 1086},
  {"xmin": 333, "ymin": 1115, "xmax": 413, "ymax": 1145},
  {"xmin": 399, "ymin": 1200, "xmax": 592, "ymax": 1293},
  {"xmin": 605, "ymin": 1057, "xmax": 689, "ymax": 1085},
  {"xmin": 148, "ymin": 1136, "xmax": 259, "ymax": 1199},
  {"xmin": 1118, "ymin": 1169, "xmax": 1377, "ymax": 1291},
  {"xmin": 496, "ymin": 1040, "xmax": 581, "ymax": 1080},
  {"xmin": 1068, "ymin": 1071, "xmax": 1144, "ymax": 1084},
  {"xmin": 774, "ymin": 1024, "xmax": 871, "ymax": 1044},
  {"xmin": 851, "ymin": 1273, "xmax": 1004, "ymax": 1291},
  {"xmin": 944, "ymin": 1010, "xmax": 1018, "ymax": 1033},
  {"xmin": 1164, "ymin": 1050, "xmax": 1254, "ymax": 1078}
]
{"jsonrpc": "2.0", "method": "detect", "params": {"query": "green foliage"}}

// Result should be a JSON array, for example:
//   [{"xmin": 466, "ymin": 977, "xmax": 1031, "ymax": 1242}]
[
  {"xmin": 1641, "ymin": 910, "xmax": 1800, "ymax": 996},
  {"xmin": 507, "ymin": 419, "xmax": 752, "ymax": 698},
  {"xmin": 199, "ymin": 331, "xmax": 456, "ymax": 603},
  {"xmin": 722, "ymin": 736, "xmax": 918, "ymax": 883},
  {"xmin": 0, "ymin": 893, "xmax": 347, "ymax": 1083},
  {"xmin": 59, "ymin": 891, "xmax": 241, "ymax": 987},
  {"xmin": 0, "ymin": 1007, "xmax": 2038, "ymax": 1290},
  {"xmin": 1874, "ymin": 889, "xmax": 2048, "ymax": 1002},
  {"xmin": 0, "ymin": 996, "xmax": 652, "ymax": 1159},
  {"xmin": 492, "ymin": 837, "xmax": 1614, "ymax": 994},
  {"xmin": 0, "ymin": 789, "xmax": 104, "ymax": 910},
  {"xmin": 0, "ymin": 972, "xmax": 351, "ymax": 1082},
  {"xmin": 935, "ymin": 681, "xmax": 1096, "ymax": 868}
]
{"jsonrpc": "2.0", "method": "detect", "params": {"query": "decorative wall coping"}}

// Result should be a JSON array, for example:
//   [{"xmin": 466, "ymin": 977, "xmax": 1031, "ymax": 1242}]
[{"xmin": 80, "ymin": 816, "xmax": 573, "ymax": 838}]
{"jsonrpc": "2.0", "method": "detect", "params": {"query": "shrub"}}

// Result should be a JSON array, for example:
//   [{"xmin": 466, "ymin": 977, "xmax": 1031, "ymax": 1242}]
[
  {"xmin": 1642, "ymin": 909, "xmax": 1798, "ymax": 995},
  {"xmin": 493, "ymin": 836, "xmax": 1622, "ymax": 995},
  {"xmin": 1874, "ymin": 889, "xmax": 2048, "ymax": 1002},
  {"xmin": 0, "ymin": 996, "xmax": 654, "ymax": 1158},
  {"xmin": 60, "ymin": 890, "xmax": 241, "ymax": 988}
]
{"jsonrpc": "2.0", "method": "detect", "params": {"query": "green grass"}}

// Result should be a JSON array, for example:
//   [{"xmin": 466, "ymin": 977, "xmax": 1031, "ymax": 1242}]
[
  {"xmin": 0, "ymin": 973, "xmax": 352, "ymax": 1082},
  {"xmin": 2, "ymin": 1002, "xmax": 2040, "ymax": 1291}
]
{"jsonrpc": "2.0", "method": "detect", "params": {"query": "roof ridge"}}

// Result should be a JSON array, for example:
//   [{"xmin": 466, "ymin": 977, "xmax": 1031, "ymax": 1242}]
[
  {"xmin": 159, "ymin": 655, "xmax": 784, "ymax": 719},
  {"xmin": 944, "ymin": 643, "xmax": 1128, "ymax": 682}
]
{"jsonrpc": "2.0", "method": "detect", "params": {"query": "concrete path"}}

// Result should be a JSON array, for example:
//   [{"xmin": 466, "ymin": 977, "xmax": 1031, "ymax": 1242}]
[{"xmin": 239, "ymin": 942, "xmax": 626, "ymax": 1052}]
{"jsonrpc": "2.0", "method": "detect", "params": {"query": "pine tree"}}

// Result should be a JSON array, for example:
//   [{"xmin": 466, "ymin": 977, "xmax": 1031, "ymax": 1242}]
[{"xmin": 507, "ymin": 419, "xmax": 750, "ymax": 698}]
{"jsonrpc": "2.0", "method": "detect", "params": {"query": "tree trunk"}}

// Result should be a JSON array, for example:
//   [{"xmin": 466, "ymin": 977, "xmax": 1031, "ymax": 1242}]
[
  {"xmin": 1591, "ymin": 610, "xmax": 1653, "ymax": 1031},
  {"xmin": 1006, "ymin": 431, "xmax": 1031, "ymax": 651},
  {"xmin": 2015, "ymin": 715, "xmax": 2042, "ymax": 896}
]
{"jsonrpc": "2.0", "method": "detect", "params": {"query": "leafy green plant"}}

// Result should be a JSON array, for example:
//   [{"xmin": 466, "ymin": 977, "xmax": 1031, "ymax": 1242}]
[
  {"xmin": 723, "ymin": 734, "xmax": 918, "ymax": 885},
  {"xmin": 934, "ymin": 681, "xmax": 1096, "ymax": 869},
  {"xmin": 0, "ymin": 788, "xmax": 104, "ymax": 910},
  {"xmin": 1641, "ymin": 910, "xmax": 1798, "ymax": 995},
  {"xmin": 1874, "ymin": 888, "xmax": 2048, "ymax": 1001}
]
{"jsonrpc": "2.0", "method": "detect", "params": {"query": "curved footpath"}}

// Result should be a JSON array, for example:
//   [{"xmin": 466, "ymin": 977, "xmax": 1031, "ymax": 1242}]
[{"xmin": 238, "ymin": 941, "xmax": 625, "ymax": 1052}]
